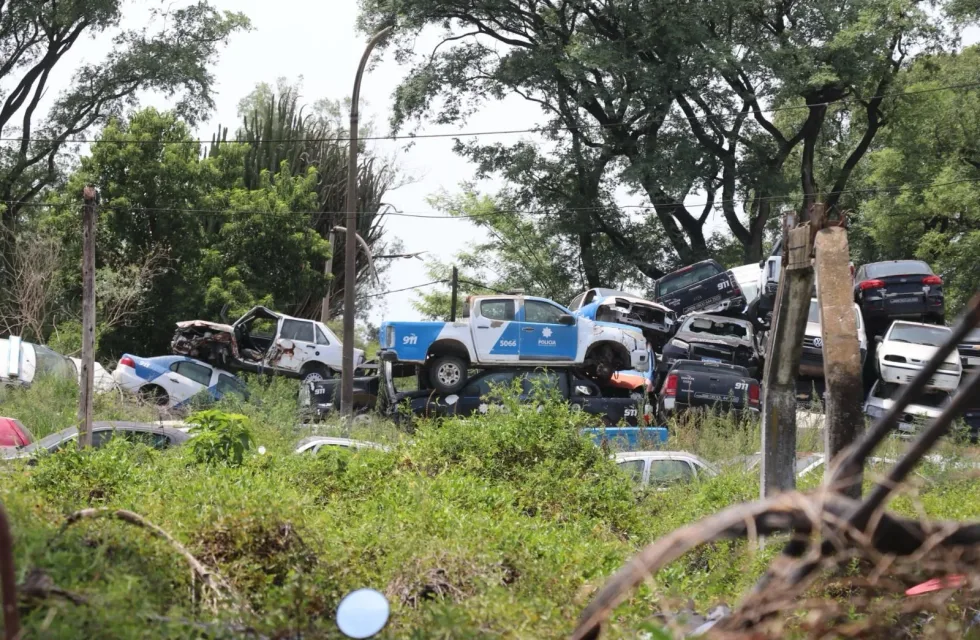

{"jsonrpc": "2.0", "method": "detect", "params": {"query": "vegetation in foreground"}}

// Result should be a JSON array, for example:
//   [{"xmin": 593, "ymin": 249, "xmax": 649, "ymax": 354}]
[{"xmin": 1, "ymin": 376, "xmax": 979, "ymax": 638}]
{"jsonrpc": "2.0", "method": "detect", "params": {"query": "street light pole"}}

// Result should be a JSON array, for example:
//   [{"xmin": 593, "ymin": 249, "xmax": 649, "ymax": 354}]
[{"xmin": 342, "ymin": 25, "xmax": 392, "ymax": 420}]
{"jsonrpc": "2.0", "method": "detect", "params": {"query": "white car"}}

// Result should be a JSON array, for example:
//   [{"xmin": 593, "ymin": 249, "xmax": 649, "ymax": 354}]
[
  {"xmin": 294, "ymin": 436, "xmax": 388, "ymax": 454},
  {"xmin": 615, "ymin": 451, "xmax": 717, "ymax": 487},
  {"xmin": 1, "ymin": 336, "xmax": 114, "ymax": 392},
  {"xmin": 112, "ymin": 354, "xmax": 248, "ymax": 408},
  {"xmin": 864, "ymin": 380, "xmax": 950, "ymax": 436},
  {"xmin": 876, "ymin": 321, "xmax": 961, "ymax": 391},
  {"xmin": 800, "ymin": 298, "xmax": 868, "ymax": 377}
]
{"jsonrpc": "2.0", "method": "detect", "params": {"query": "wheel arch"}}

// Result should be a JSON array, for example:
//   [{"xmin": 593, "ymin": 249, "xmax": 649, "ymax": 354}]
[
  {"xmin": 585, "ymin": 340, "xmax": 631, "ymax": 370},
  {"xmin": 426, "ymin": 339, "xmax": 473, "ymax": 364}
]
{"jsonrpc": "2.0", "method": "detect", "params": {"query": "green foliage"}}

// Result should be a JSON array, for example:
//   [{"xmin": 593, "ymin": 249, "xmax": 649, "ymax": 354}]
[{"xmin": 187, "ymin": 409, "xmax": 255, "ymax": 466}]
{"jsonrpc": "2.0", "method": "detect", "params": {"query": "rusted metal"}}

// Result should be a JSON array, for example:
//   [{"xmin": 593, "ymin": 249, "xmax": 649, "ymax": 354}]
[
  {"xmin": 814, "ymin": 225, "xmax": 864, "ymax": 498},
  {"xmin": 0, "ymin": 501, "xmax": 20, "ymax": 640}
]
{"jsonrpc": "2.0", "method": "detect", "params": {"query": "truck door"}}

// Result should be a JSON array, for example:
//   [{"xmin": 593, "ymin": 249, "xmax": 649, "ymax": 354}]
[
  {"xmin": 472, "ymin": 298, "xmax": 520, "ymax": 363},
  {"xmin": 518, "ymin": 300, "xmax": 577, "ymax": 362}
]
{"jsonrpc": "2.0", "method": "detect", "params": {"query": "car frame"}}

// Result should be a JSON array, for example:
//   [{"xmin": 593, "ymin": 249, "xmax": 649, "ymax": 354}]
[
  {"xmin": 569, "ymin": 288, "xmax": 676, "ymax": 350},
  {"xmin": 864, "ymin": 380, "xmax": 950, "ymax": 437},
  {"xmin": 1, "ymin": 336, "xmax": 114, "ymax": 392},
  {"xmin": 659, "ymin": 313, "xmax": 761, "ymax": 377}
]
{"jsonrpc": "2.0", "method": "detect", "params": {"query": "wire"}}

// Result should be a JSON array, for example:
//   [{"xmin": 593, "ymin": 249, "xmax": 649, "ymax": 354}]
[
  {"xmin": 361, "ymin": 279, "xmax": 446, "ymax": 298},
  {"xmin": 2, "ymin": 82, "xmax": 978, "ymax": 147},
  {"xmin": 7, "ymin": 176, "xmax": 979, "ymax": 219}
]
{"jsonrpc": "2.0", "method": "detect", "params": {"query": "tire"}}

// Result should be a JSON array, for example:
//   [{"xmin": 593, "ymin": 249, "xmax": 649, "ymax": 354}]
[
  {"xmin": 428, "ymin": 355, "xmax": 468, "ymax": 394},
  {"xmin": 301, "ymin": 364, "xmax": 332, "ymax": 385},
  {"xmin": 139, "ymin": 385, "xmax": 169, "ymax": 406}
]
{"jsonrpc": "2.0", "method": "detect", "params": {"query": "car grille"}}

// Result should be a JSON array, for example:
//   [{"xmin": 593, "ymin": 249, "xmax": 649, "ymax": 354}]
[
  {"xmin": 691, "ymin": 344, "xmax": 734, "ymax": 362},
  {"xmin": 959, "ymin": 344, "xmax": 980, "ymax": 357},
  {"xmin": 802, "ymin": 336, "xmax": 823, "ymax": 350}
]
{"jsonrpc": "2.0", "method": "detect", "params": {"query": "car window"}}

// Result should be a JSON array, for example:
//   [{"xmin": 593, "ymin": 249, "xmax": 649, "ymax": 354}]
[
  {"xmin": 865, "ymin": 261, "xmax": 932, "ymax": 278},
  {"xmin": 171, "ymin": 360, "xmax": 212, "ymax": 387},
  {"xmin": 247, "ymin": 317, "xmax": 278, "ymax": 339},
  {"xmin": 32, "ymin": 344, "xmax": 76, "ymax": 379},
  {"xmin": 91, "ymin": 430, "xmax": 116, "ymax": 448},
  {"xmin": 888, "ymin": 323, "xmax": 950, "ymax": 346},
  {"xmin": 462, "ymin": 372, "xmax": 517, "ymax": 397},
  {"xmin": 807, "ymin": 301, "xmax": 863, "ymax": 329},
  {"xmin": 524, "ymin": 300, "xmax": 565, "ymax": 324},
  {"xmin": 568, "ymin": 292, "xmax": 586, "ymax": 310},
  {"xmin": 215, "ymin": 373, "xmax": 245, "ymax": 398},
  {"xmin": 315, "ymin": 325, "xmax": 331, "ymax": 345},
  {"xmin": 658, "ymin": 263, "xmax": 721, "ymax": 297},
  {"xmin": 120, "ymin": 430, "xmax": 173, "ymax": 449},
  {"xmin": 281, "ymin": 319, "xmax": 315, "ymax": 343},
  {"xmin": 647, "ymin": 460, "xmax": 695, "ymax": 485},
  {"xmin": 618, "ymin": 459, "xmax": 646, "ymax": 483},
  {"xmin": 480, "ymin": 300, "xmax": 515, "ymax": 321},
  {"xmin": 520, "ymin": 371, "xmax": 559, "ymax": 394},
  {"xmin": 684, "ymin": 316, "xmax": 749, "ymax": 339}
]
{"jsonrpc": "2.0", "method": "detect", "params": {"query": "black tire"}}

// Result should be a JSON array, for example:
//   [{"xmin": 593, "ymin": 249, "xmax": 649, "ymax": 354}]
[
  {"xmin": 428, "ymin": 355, "xmax": 468, "ymax": 394},
  {"xmin": 300, "ymin": 364, "xmax": 332, "ymax": 385},
  {"xmin": 139, "ymin": 385, "xmax": 169, "ymax": 406}
]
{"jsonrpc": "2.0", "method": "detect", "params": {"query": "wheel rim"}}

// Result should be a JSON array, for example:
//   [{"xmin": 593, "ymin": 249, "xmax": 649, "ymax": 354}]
[
  {"xmin": 437, "ymin": 362, "xmax": 461, "ymax": 387},
  {"xmin": 304, "ymin": 372, "xmax": 325, "ymax": 383}
]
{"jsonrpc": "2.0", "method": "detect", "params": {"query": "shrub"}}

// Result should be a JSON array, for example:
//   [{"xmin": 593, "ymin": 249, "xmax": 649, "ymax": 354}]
[{"xmin": 187, "ymin": 409, "xmax": 255, "ymax": 466}]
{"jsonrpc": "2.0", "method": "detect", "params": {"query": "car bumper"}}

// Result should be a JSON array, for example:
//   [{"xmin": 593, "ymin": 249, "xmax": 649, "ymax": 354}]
[
  {"xmin": 112, "ymin": 366, "xmax": 145, "ymax": 392},
  {"xmin": 378, "ymin": 349, "xmax": 400, "ymax": 363},
  {"xmin": 879, "ymin": 362, "xmax": 961, "ymax": 391},
  {"xmin": 661, "ymin": 396, "xmax": 759, "ymax": 416},
  {"xmin": 862, "ymin": 294, "xmax": 943, "ymax": 320}
]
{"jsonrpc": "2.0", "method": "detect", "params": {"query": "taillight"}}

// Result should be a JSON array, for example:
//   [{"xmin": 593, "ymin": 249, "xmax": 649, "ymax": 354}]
[
  {"xmin": 749, "ymin": 383, "xmax": 760, "ymax": 406},
  {"xmin": 119, "ymin": 356, "xmax": 136, "ymax": 368},
  {"xmin": 664, "ymin": 374, "xmax": 678, "ymax": 397},
  {"xmin": 858, "ymin": 279, "xmax": 885, "ymax": 291},
  {"xmin": 922, "ymin": 275, "xmax": 942, "ymax": 285}
]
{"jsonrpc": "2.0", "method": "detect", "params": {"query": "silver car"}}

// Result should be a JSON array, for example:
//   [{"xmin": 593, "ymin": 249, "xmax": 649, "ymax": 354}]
[
  {"xmin": 615, "ymin": 451, "xmax": 717, "ymax": 487},
  {"xmin": 1, "ymin": 421, "xmax": 191, "ymax": 460}
]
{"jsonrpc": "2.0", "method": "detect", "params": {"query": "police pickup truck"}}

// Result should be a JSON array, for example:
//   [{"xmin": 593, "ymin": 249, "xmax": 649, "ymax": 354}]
[
  {"xmin": 657, "ymin": 360, "xmax": 760, "ymax": 420},
  {"xmin": 378, "ymin": 295, "xmax": 649, "ymax": 394},
  {"xmin": 653, "ymin": 259, "xmax": 745, "ymax": 317}
]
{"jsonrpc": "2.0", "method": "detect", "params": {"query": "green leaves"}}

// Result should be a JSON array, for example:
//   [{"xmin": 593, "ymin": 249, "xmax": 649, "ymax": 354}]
[{"xmin": 187, "ymin": 409, "xmax": 256, "ymax": 467}]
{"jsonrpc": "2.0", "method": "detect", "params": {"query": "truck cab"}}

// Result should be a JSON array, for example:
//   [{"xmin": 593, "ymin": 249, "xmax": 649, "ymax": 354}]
[
  {"xmin": 653, "ymin": 259, "xmax": 745, "ymax": 317},
  {"xmin": 378, "ymin": 295, "xmax": 649, "ymax": 394}
]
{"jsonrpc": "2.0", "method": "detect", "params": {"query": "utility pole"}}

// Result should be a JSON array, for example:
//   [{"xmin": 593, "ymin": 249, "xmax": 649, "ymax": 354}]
[
  {"xmin": 78, "ymin": 185, "xmax": 97, "ymax": 449},
  {"xmin": 320, "ymin": 229, "xmax": 335, "ymax": 324},
  {"xmin": 341, "ymin": 25, "xmax": 393, "ymax": 420},
  {"xmin": 449, "ymin": 266, "xmax": 459, "ymax": 322},
  {"xmin": 760, "ymin": 206, "xmax": 818, "ymax": 496},
  {"xmin": 814, "ymin": 218, "xmax": 864, "ymax": 498}
]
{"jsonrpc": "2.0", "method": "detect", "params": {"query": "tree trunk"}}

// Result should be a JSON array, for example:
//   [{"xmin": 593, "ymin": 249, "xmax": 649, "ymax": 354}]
[{"xmin": 578, "ymin": 230, "xmax": 601, "ymax": 287}]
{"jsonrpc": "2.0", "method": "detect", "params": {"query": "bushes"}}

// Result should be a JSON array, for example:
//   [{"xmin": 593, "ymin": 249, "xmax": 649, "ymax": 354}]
[{"xmin": 187, "ymin": 409, "xmax": 255, "ymax": 466}]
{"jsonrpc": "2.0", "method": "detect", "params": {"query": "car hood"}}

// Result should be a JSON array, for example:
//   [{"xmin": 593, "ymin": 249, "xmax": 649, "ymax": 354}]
[
  {"xmin": 175, "ymin": 320, "xmax": 234, "ymax": 333},
  {"xmin": 880, "ymin": 341, "xmax": 959, "ymax": 366},
  {"xmin": 68, "ymin": 358, "xmax": 116, "ymax": 393},
  {"xmin": 597, "ymin": 295, "xmax": 673, "ymax": 314},
  {"xmin": 674, "ymin": 330, "xmax": 753, "ymax": 349}
]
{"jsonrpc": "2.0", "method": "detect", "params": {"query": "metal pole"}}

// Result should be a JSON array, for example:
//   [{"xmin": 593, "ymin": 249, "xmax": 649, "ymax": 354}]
[
  {"xmin": 341, "ymin": 26, "xmax": 393, "ymax": 419},
  {"xmin": 321, "ymin": 229, "xmax": 335, "ymax": 324},
  {"xmin": 450, "ymin": 266, "xmax": 458, "ymax": 322},
  {"xmin": 78, "ymin": 185, "xmax": 97, "ymax": 449}
]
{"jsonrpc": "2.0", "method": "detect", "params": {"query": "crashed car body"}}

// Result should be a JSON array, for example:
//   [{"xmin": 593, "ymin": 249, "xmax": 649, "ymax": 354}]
[
  {"xmin": 171, "ymin": 306, "xmax": 363, "ymax": 385},
  {"xmin": 659, "ymin": 314, "xmax": 761, "ymax": 377},
  {"xmin": 569, "ymin": 289, "xmax": 675, "ymax": 350},
  {"xmin": 1, "ymin": 336, "xmax": 114, "ymax": 392}
]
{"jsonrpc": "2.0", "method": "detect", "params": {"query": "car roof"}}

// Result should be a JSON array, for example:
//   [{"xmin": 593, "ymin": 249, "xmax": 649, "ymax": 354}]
[
  {"xmin": 669, "ymin": 359, "xmax": 749, "ymax": 375},
  {"xmin": 888, "ymin": 320, "xmax": 951, "ymax": 331},
  {"xmin": 33, "ymin": 421, "xmax": 192, "ymax": 450}
]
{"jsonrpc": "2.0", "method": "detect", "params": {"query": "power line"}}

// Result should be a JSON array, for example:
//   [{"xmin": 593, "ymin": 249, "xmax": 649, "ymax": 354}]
[
  {"xmin": 361, "ymin": 279, "xmax": 446, "ymax": 298},
  {"xmin": 6, "ymin": 176, "xmax": 979, "ymax": 220},
  {"xmin": 2, "ymin": 82, "xmax": 978, "ymax": 147}
]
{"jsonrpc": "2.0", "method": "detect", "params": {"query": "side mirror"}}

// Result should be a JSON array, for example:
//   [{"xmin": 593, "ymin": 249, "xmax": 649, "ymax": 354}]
[
  {"xmin": 558, "ymin": 314, "xmax": 576, "ymax": 326},
  {"xmin": 875, "ymin": 335, "xmax": 883, "ymax": 344},
  {"xmin": 336, "ymin": 588, "xmax": 390, "ymax": 638}
]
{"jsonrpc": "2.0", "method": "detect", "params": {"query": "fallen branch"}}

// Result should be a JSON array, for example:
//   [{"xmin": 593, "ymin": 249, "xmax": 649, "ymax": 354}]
[
  {"xmin": 53, "ymin": 508, "xmax": 250, "ymax": 616},
  {"xmin": 18, "ymin": 568, "xmax": 87, "ymax": 606}
]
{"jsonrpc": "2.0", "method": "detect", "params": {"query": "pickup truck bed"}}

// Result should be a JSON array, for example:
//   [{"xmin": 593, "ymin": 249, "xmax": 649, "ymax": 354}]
[{"xmin": 658, "ymin": 360, "xmax": 760, "ymax": 419}]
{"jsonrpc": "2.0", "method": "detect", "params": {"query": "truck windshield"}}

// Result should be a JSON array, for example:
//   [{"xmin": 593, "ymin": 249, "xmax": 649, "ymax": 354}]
[
  {"xmin": 683, "ymin": 317, "xmax": 750, "ymax": 339},
  {"xmin": 658, "ymin": 263, "xmax": 721, "ymax": 296}
]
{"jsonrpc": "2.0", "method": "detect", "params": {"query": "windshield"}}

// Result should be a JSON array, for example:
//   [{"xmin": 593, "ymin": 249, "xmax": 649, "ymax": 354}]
[
  {"xmin": 681, "ymin": 316, "xmax": 750, "ymax": 339},
  {"xmin": 807, "ymin": 301, "xmax": 862, "ymax": 328},
  {"xmin": 32, "ymin": 344, "xmax": 76, "ymax": 379},
  {"xmin": 658, "ymin": 263, "xmax": 721, "ymax": 296},
  {"xmin": 888, "ymin": 323, "xmax": 950, "ymax": 346},
  {"xmin": 672, "ymin": 361, "xmax": 750, "ymax": 377},
  {"xmin": 865, "ymin": 261, "xmax": 932, "ymax": 278}
]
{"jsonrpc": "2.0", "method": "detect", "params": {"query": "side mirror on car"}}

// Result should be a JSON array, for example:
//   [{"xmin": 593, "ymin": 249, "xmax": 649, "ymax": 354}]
[{"xmin": 558, "ymin": 314, "xmax": 576, "ymax": 326}]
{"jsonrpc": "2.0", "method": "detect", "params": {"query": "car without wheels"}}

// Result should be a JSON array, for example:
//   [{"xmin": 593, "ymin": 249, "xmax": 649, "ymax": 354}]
[
  {"xmin": 653, "ymin": 259, "xmax": 745, "ymax": 317},
  {"xmin": 1, "ymin": 422, "xmax": 190, "ymax": 460},
  {"xmin": 171, "ymin": 306, "xmax": 363, "ymax": 385},
  {"xmin": 113, "ymin": 354, "xmax": 248, "ymax": 408},
  {"xmin": 875, "ymin": 321, "xmax": 961, "ymax": 392},
  {"xmin": 854, "ymin": 260, "xmax": 945, "ymax": 329},
  {"xmin": 568, "ymin": 288, "xmax": 676, "ymax": 350},
  {"xmin": 377, "ymin": 294, "xmax": 649, "ymax": 395},
  {"xmin": 615, "ymin": 451, "xmax": 717, "ymax": 488},
  {"xmin": 657, "ymin": 360, "xmax": 760, "ymax": 420},
  {"xmin": 660, "ymin": 314, "xmax": 761, "ymax": 377},
  {"xmin": 1, "ymin": 336, "xmax": 114, "ymax": 392}
]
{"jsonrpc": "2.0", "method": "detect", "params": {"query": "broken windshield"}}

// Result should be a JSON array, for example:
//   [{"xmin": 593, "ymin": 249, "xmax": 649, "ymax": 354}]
[{"xmin": 683, "ymin": 317, "xmax": 750, "ymax": 339}]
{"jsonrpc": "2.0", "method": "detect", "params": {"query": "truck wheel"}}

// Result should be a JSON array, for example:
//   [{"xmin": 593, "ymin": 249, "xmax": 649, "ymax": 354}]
[
  {"xmin": 428, "ymin": 355, "xmax": 467, "ymax": 394},
  {"xmin": 301, "ymin": 364, "xmax": 332, "ymax": 385}
]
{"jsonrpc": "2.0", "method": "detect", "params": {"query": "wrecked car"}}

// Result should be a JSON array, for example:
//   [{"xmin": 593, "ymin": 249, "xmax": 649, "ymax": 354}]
[
  {"xmin": 653, "ymin": 259, "xmax": 746, "ymax": 318},
  {"xmin": 171, "ymin": 306, "xmax": 364, "ymax": 385},
  {"xmin": 569, "ymin": 288, "xmax": 676, "ymax": 350},
  {"xmin": 1, "ymin": 336, "xmax": 115, "ymax": 392},
  {"xmin": 658, "ymin": 314, "xmax": 762, "ymax": 378}
]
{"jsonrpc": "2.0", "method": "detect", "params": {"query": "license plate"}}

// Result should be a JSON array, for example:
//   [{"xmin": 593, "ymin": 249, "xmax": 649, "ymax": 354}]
[
  {"xmin": 701, "ymin": 357, "xmax": 722, "ymax": 363},
  {"xmin": 891, "ymin": 297, "xmax": 919, "ymax": 304}
]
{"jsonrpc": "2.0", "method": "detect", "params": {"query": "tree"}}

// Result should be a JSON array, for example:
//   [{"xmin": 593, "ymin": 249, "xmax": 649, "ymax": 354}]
[{"xmin": 0, "ymin": 1, "xmax": 249, "ymax": 240}]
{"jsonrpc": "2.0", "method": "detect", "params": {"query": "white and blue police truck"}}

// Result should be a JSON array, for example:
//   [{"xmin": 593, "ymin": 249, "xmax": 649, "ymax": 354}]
[{"xmin": 378, "ymin": 295, "xmax": 650, "ymax": 394}]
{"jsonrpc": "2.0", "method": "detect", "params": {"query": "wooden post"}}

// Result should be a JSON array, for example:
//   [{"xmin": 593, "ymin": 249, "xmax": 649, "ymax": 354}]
[
  {"xmin": 78, "ymin": 185, "xmax": 97, "ymax": 450},
  {"xmin": 760, "ymin": 207, "xmax": 817, "ymax": 496},
  {"xmin": 814, "ymin": 224, "xmax": 864, "ymax": 497},
  {"xmin": 320, "ymin": 229, "xmax": 335, "ymax": 324}
]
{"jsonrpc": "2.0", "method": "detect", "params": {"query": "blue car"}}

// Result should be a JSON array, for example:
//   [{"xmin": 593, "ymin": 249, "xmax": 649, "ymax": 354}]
[{"xmin": 112, "ymin": 354, "xmax": 248, "ymax": 407}]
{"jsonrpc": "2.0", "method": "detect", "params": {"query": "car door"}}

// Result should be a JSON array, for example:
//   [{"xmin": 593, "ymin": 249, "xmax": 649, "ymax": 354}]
[
  {"xmin": 314, "ymin": 323, "xmax": 343, "ymax": 371},
  {"xmin": 276, "ymin": 318, "xmax": 317, "ymax": 373},
  {"xmin": 213, "ymin": 370, "xmax": 247, "ymax": 401},
  {"xmin": 472, "ymin": 299, "xmax": 519, "ymax": 363},
  {"xmin": 518, "ymin": 299, "xmax": 577, "ymax": 362},
  {"xmin": 165, "ymin": 360, "xmax": 213, "ymax": 405}
]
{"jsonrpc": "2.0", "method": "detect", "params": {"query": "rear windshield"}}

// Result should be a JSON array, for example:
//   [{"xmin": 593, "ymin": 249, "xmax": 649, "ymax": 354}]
[
  {"xmin": 807, "ymin": 301, "xmax": 862, "ymax": 328},
  {"xmin": 888, "ymin": 323, "xmax": 950, "ymax": 346},
  {"xmin": 681, "ymin": 316, "xmax": 750, "ymax": 339},
  {"xmin": 671, "ymin": 361, "xmax": 750, "ymax": 377},
  {"xmin": 865, "ymin": 261, "xmax": 932, "ymax": 278},
  {"xmin": 658, "ymin": 262, "xmax": 722, "ymax": 296}
]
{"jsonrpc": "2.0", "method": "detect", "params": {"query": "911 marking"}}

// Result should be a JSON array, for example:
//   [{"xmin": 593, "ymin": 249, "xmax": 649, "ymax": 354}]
[
  {"xmin": 717, "ymin": 280, "xmax": 732, "ymax": 290},
  {"xmin": 735, "ymin": 382, "xmax": 749, "ymax": 390}
]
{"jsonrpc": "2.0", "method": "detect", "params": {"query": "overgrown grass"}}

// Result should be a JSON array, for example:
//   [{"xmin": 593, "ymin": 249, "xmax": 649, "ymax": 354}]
[{"xmin": 1, "ymin": 374, "xmax": 980, "ymax": 638}]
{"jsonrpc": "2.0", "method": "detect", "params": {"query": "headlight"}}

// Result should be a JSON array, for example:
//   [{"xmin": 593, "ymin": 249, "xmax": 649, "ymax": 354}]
[
  {"xmin": 865, "ymin": 404, "xmax": 887, "ymax": 419},
  {"xmin": 670, "ymin": 338, "xmax": 690, "ymax": 350},
  {"xmin": 385, "ymin": 326, "xmax": 394, "ymax": 348}
]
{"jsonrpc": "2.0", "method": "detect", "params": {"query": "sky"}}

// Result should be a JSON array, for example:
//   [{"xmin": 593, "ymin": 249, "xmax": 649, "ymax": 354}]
[{"xmin": 30, "ymin": 1, "xmax": 980, "ymax": 327}]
